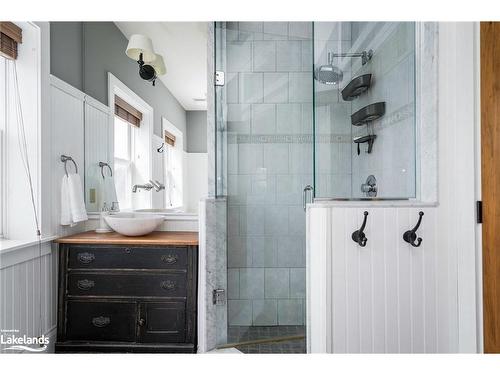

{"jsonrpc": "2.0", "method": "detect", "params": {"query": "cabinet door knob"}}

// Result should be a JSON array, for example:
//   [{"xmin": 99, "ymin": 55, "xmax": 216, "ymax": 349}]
[{"xmin": 138, "ymin": 318, "xmax": 146, "ymax": 327}]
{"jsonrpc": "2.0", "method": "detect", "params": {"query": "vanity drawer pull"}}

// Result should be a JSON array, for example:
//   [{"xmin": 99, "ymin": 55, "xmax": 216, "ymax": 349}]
[
  {"xmin": 92, "ymin": 316, "xmax": 110, "ymax": 328},
  {"xmin": 77, "ymin": 279, "xmax": 95, "ymax": 290},
  {"xmin": 160, "ymin": 280, "xmax": 176, "ymax": 290},
  {"xmin": 161, "ymin": 254, "xmax": 178, "ymax": 264},
  {"xmin": 77, "ymin": 252, "xmax": 95, "ymax": 264}
]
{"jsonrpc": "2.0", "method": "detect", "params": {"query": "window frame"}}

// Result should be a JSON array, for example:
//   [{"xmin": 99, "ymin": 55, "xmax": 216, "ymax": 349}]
[
  {"xmin": 113, "ymin": 114, "xmax": 135, "ymax": 210},
  {"xmin": 0, "ymin": 57, "xmax": 6, "ymax": 239}
]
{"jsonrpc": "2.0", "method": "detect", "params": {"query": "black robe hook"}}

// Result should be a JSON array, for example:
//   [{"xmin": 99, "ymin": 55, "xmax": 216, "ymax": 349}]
[
  {"xmin": 352, "ymin": 211, "xmax": 369, "ymax": 247},
  {"xmin": 403, "ymin": 211, "xmax": 424, "ymax": 247}
]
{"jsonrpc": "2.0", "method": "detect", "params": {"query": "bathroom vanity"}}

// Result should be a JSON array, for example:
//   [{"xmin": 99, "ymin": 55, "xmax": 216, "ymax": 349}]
[{"xmin": 54, "ymin": 231, "xmax": 198, "ymax": 353}]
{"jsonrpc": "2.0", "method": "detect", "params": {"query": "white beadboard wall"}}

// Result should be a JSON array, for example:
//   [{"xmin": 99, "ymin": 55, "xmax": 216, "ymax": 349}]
[
  {"xmin": 0, "ymin": 243, "xmax": 58, "ymax": 352},
  {"xmin": 307, "ymin": 23, "xmax": 479, "ymax": 353},
  {"xmin": 309, "ymin": 206, "xmax": 451, "ymax": 353},
  {"xmin": 49, "ymin": 76, "xmax": 87, "ymax": 237}
]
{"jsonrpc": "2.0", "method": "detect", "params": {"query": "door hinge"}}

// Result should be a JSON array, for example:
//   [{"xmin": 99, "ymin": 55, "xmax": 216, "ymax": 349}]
[
  {"xmin": 212, "ymin": 289, "xmax": 226, "ymax": 305},
  {"xmin": 215, "ymin": 71, "xmax": 225, "ymax": 86},
  {"xmin": 477, "ymin": 200, "xmax": 483, "ymax": 224}
]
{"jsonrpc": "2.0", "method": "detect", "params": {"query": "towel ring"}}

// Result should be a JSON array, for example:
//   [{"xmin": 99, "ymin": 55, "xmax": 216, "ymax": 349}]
[
  {"xmin": 99, "ymin": 162, "xmax": 113, "ymax": 179},
  {"xmin": 61, "ymin": 155, "xmax": 78, "ymax": 176}
]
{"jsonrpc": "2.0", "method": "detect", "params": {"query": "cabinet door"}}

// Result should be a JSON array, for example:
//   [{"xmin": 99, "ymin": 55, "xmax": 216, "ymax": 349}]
[{"xmin": 138, "ymin": 302, "xmax": 186, "ymax": 343}]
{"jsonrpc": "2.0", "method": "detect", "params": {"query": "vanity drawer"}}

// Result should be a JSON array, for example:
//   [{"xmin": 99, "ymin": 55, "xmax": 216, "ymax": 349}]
[
  {"xmin": 67, "ymin": 245, "xmax": 188, "ymax": 270},
  {"xmin": 65, "ymin": 300, "xmax": 137, "ymax": 342},
  {"xmin": 67, "ymin": 272, "xmax": 187, "ymax": 298}
]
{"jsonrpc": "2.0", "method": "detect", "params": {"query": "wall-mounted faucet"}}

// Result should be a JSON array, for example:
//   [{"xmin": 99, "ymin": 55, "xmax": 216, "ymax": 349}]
[
  {"xmin": 132, "ymin": 181, "xmax": 165, "ymax": 193},
  {"xmin": 149, "ymin": 180, "xmax": 165, "ymax": 192},
  {"xmin": 132, "ymin": 183, "xmax": 154, "ymax": 193}
]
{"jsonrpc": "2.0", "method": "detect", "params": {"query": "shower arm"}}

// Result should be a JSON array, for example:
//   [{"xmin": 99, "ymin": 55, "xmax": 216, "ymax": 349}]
[{"xmin": 328, "ymin": 49, "xmax": 373, "ymax": 65}]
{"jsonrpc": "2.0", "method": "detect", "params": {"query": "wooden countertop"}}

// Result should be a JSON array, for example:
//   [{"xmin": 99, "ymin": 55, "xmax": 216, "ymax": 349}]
[{"xmin": 54, "ymin": 231, "xmax": 199, "ymax": 246}]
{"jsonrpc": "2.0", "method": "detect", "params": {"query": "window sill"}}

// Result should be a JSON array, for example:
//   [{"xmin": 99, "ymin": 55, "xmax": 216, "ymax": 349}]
[{"xmin": 0, "ymin": 235, "xmax": 58, "ymax": 254}]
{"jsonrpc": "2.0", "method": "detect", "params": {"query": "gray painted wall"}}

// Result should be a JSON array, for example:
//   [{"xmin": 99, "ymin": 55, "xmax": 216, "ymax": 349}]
[
  {"xmin": 50, "ymin": 22, "xmax": 187, "ymax": 146},
  {"xmin": 50, "ymin": 22, "xmax": 84, "ymax": 90},
  {"xmin": 186, "ymin": 110, "xmax": 207, "ymax": 153}
]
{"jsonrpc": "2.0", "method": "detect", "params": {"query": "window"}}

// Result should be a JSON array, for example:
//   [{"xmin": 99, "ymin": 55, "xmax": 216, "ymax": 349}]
[
  {"xmin": 0, "ymin": 56, "xmax": 6, "ymax": 238},
  {"xmin": 108, "ymin": 73, "xmax": 154, "ymax": 211},
  {"xmin": 0, "ymin": 22, "xmax": 41, "ymax": 243},
  {"xmin": 114, "ymin": 115, "xmax": 134, "ymax": 210}
]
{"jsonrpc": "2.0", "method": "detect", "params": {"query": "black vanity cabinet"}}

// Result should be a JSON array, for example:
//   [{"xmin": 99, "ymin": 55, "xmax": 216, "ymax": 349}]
[{"xmin": 55, "ymin": 235, "xmax": 198, "ymax": 353}]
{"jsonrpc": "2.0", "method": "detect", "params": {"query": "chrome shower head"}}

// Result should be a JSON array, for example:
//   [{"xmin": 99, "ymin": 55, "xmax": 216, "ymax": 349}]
[{"xmin": 314, "ymin": 52, "xmax": 344, "ymax": 85}]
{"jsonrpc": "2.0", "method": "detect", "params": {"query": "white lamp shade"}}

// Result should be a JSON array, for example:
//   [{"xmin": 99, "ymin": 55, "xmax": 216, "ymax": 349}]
[
  {"xmin": 126, "ymin": 34, "xmax": 156, "ymax": 62},
  {"xmin": 151, "ymin": 54, "xmax": 166, "ymax": 76}
]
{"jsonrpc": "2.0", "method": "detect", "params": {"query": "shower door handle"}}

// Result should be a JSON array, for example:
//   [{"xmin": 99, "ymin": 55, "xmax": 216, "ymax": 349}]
[{"xmin": 303, "ymin": 185, "xmax": 314, "ymax": 211}]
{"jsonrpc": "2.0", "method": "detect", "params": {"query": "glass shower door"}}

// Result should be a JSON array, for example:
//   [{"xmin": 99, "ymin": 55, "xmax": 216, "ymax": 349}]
[{"xmin": 215, "ymin": 22, "xmax": 314, "ymax": 353}]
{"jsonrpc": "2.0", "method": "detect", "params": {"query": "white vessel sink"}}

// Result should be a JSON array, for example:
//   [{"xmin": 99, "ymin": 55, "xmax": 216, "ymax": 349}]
[
  {"xmin": 134, "ymin": 208, "xmax": 183, "ymax": 214},
  {"xmin": 104, "ymin": 212, "xmax": 164, "ymax": 236}
]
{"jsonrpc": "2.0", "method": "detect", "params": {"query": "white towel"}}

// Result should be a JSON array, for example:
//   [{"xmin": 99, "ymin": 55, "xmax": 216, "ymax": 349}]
[
  {"xmin": 102, "ymin": 175, "xmax": 118, "ymax": 207},
  {"xmin": 60, "ymin": 173, "xmax": 88, "ymax": 226},
  {"xmin": 60, "ymin": 175, "xmax": 73, "ymax": 226}
]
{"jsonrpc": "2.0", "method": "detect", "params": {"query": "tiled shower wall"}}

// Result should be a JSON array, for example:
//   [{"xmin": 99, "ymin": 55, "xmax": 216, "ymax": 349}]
[
  {"xmin": 313, "ymin": 22, "xmax": 416, "ymax": 199},
  {"xmin": 224, "ymin": 22, "xmax": 313, "ymax": 326},
  {"xmin": 350, "ymin": 22, "xmax": 416, "ymax": 198}
]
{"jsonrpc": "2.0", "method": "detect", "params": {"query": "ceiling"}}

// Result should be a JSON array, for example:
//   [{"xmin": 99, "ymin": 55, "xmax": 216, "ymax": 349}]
[{"xmin": 115, "ymin": 22, "xmax": 208, "ymax": 111}]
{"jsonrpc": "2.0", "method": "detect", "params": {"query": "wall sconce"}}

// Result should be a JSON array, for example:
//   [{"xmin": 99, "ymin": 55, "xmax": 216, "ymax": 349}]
[{"xmin": 126, "ymin": 34, "xmax": 166, "ymax": 86}]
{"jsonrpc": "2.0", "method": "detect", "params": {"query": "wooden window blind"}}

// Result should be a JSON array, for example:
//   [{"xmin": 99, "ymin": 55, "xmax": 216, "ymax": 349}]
[
  {"xmin": 114, "ymin": 95, "xmax": 143, "ymax": 127},
  {"xmin": 0, "ymin": 22, "xmax": 22, "ymax": 60},
  {"xmin": 164, "ymin": 130, "xmax": 176, "ymax": 147}
]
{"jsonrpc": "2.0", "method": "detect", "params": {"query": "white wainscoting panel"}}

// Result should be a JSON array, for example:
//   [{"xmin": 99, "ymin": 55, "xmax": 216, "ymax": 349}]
[
  {"xmin": 308, "ymin": 206, "xmax": 456, "ymax": 353},
  {"xmin": 0, "ymin": 243, "xmax": 58, "ymax": 351},
  {"xmin": 49, "ymin": 76, "xmax": 86, "ymax": 237}
]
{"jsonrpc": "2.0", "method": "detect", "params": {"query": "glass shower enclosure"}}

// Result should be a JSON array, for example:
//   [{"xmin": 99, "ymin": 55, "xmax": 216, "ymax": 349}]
[{"xmin": 214, "ymin": 22, "xmax": 416, "ymax": 353}]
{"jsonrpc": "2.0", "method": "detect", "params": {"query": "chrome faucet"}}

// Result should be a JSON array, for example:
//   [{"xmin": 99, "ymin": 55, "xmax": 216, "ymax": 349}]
[
  {"xmin": 149, "ymin": 180, "xmax": 165, "ymax": 192},
  {"xmin": 132, "ymin": 183, "xmax": 154, "ymax": 193}
]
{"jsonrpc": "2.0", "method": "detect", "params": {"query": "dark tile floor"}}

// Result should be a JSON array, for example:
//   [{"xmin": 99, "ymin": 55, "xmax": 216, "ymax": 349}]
[{"xmin": 228, "ymin": 325, "xmax": 306, "ymax": 354}]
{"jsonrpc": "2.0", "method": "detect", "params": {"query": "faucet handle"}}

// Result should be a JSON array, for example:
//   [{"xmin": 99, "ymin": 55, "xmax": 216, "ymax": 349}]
[
  {"xmin": 149, "ymin": 179, "xmax": 165, "ymax": 192},
  {"xmin": 110, "ymin": 202, "xmax": 120, "ymax": 212}
]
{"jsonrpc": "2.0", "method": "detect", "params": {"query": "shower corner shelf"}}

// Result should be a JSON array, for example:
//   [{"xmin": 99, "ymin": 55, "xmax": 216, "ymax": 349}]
[
  {"xmin": 341, "ymin": 74, "xmax": 372, "ymax": 101},
  {"xmin": 351, "ymin": 102, "xmax": 386, "ymax": 126},
  {"xmin": 354, "ymin": 134, "xmax": 377, "ymax": 154}
]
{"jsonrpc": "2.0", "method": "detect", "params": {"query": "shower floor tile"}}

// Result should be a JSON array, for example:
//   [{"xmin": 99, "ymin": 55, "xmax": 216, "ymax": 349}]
[{"xmin": 227, "ymin": 325, "xmax": 306, "ymax": 354}]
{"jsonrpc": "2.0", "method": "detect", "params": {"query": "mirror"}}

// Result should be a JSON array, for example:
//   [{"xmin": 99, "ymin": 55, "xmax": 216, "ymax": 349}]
[{"xmin": 54, "ymin": 22, "xmax": 210, "ymax": 214}]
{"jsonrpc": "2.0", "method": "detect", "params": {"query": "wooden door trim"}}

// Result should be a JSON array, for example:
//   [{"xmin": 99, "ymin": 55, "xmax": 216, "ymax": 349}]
[{"xmin": 481, "ymin": 21, "xmax": 500, "ymax": 353}]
